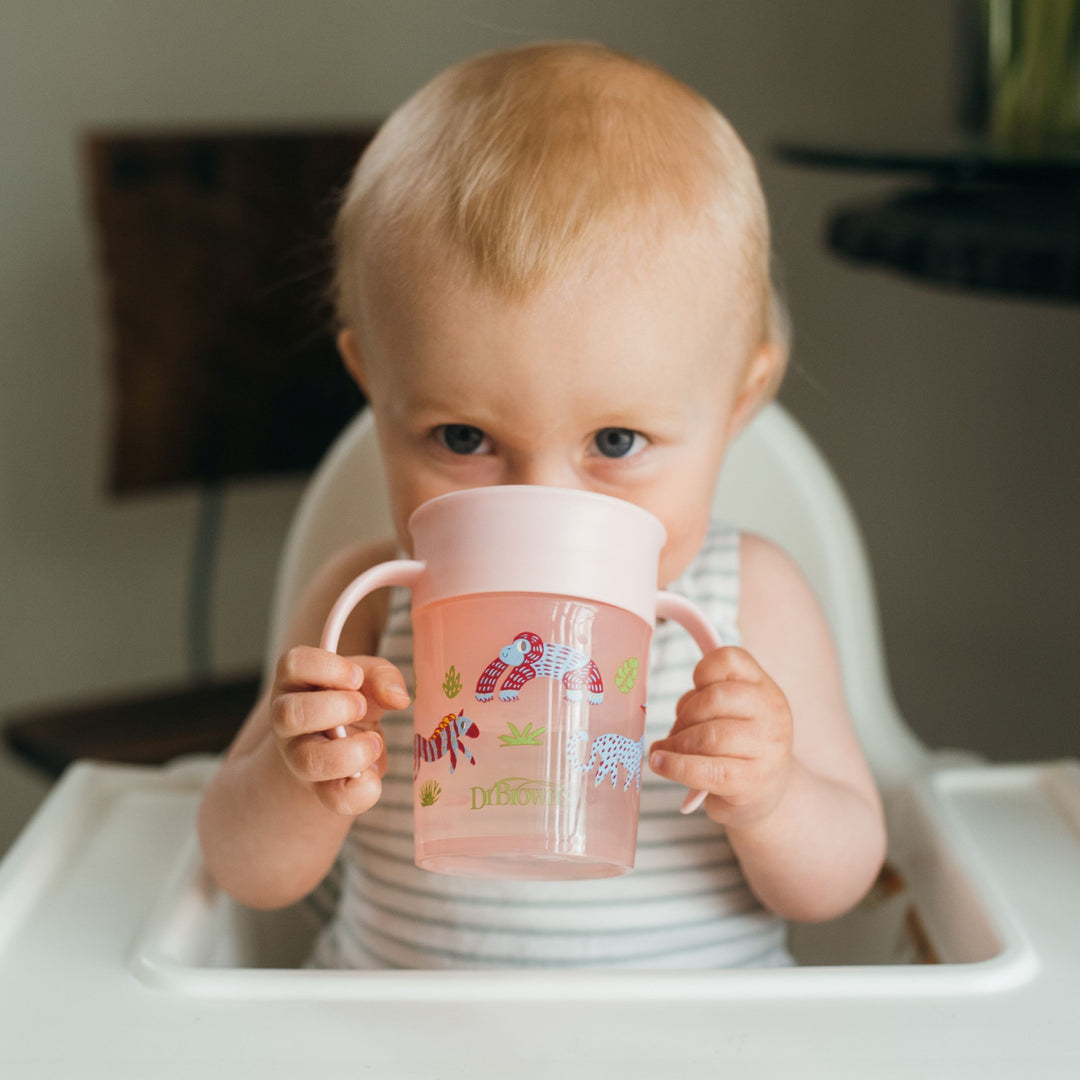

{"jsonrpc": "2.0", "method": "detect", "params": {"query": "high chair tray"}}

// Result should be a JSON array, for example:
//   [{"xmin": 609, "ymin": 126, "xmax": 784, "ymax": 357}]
[{"xmin": 1, "ymin": 756, "xmax": 1078, "ymax": 1078}]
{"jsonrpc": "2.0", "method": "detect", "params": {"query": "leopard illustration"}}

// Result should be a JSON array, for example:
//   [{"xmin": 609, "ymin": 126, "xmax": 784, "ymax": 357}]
[{"xmin": 568, "ymin": 731, "xmax": 644, "ymax": 791}]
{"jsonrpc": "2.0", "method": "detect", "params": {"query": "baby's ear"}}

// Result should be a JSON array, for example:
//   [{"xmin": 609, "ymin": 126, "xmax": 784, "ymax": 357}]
[
  {"xmin": 731, "ymin": 340, "xmax": 784, "ymax": 432},
  {"xmin": 337, "ymin": 329, "xmax": 369, "ymax": 395}
]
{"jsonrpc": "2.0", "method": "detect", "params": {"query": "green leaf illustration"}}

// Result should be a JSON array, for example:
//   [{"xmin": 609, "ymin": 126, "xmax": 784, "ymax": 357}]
[
  {"xmin": 498, "ymin": 721, "xmax": 546, "ymax": 747},
  {"xmin": 615, "ymin": 657, "xmax": 639, "ymax": 693},
  {"xmin": 418, "ymin": 780, "xmax": 442, "ymax": 807},
  {"xmin": 442, "ymin": 665, "xmax": 463, "ymax": 699}
]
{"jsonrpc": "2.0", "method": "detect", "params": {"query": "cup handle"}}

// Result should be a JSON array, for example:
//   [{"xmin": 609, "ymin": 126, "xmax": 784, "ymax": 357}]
[
  {"xmin": 320, "ymin": 559, "xmax": 425, "ymax": 740},
  {"xmin": 654, "ymin": 591, "xmax": 726, "ymax": 814}
]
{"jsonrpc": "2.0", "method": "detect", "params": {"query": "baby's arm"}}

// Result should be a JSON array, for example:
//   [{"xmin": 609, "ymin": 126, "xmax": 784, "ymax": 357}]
[
  {"xmin": 649, "ymin": 534, "xmax": 886, "ymax": 922},
  {"xmin": 197, "ymin": 538, "xmax": 406, "ymax": 910}
]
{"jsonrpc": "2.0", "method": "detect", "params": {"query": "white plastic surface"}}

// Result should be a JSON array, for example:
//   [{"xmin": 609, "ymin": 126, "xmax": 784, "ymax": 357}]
[{"xmin": 2, "ymin": 758, "xmax": 1079, "ymax": 1076}]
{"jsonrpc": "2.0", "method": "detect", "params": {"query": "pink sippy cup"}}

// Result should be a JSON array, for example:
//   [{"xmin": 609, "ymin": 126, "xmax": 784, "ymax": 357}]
[{"xmin": 320, "ymin": 486, "xmax": 722, "ymax": 880}]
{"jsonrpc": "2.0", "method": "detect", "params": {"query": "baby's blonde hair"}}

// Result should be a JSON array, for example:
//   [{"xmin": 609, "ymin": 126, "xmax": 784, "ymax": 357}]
[{"xmin": 334, "ymin": 41, "xmax": 789, "ymax": 375}]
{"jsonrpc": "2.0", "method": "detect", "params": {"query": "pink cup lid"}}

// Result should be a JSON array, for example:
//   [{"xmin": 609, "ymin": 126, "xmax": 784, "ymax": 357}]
[{"xmin": 406, "ymin": 486, "xmax": 667, "ymax": 624}]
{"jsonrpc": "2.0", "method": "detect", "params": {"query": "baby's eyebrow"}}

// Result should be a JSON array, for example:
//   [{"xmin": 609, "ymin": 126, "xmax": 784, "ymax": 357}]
[
  {"xmin": 394, "ymin": 392, "xmax": 464, "ymax": 416},
  {"xmin": 401, "ymin": 401, "xmax": 498, "ymax": 430},
  {"xmin": 589, "ymin": 406, "xmax": 685, "ymax": 431}
]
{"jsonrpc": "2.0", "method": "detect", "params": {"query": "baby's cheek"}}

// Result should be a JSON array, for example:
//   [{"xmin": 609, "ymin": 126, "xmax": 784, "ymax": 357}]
[{"xmin": 658, "ymin": 517, "xmax": 710, "ymax": 587}]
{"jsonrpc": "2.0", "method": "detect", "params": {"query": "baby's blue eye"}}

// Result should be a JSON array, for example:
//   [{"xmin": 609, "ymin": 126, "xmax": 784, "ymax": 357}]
[
  {"xmin": 437, "ymin": 424, "xmax": 487, "ymax": 455},
  {"xmin": 593, "ymin": 428, "xmax": 644, "ymax": 459}
]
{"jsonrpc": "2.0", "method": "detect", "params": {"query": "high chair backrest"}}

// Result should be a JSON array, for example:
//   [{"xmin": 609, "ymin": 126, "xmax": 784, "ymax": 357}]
[{"xmin": 266, "ymin": 403, "xmax": 926, "ymax": 791}]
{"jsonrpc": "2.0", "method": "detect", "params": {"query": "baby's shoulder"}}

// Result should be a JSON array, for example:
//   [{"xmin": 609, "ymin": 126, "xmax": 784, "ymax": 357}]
[
  {"xmin": 315, "ymin": 536, "xmax": 400, "ymax": 591},
  {"xmin": 737, "ymin": 529, "xmax": 800, "ymax": 582},
  {"xmin": 737, "ymin": 530, "xmax": 837, "ymax": 668},
  {"xmin": 737, "ymin": 531, "xmax": 815, "ymax": 617}
]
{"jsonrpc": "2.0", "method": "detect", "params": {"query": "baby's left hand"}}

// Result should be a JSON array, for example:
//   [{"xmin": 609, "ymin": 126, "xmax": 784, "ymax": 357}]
[{"xmin": 648, "ymin": 646, "xmax": 794, "ymax": 828}]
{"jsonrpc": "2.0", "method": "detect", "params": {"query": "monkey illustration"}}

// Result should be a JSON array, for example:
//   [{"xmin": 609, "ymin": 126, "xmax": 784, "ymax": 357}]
[{"xmin": 474, "ymin": 631, "xmax": 604, "ymax": 704}]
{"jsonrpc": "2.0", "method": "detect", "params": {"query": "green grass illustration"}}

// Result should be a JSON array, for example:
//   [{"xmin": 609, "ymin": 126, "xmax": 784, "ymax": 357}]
[
  {"xmin": 498, "ymin": 722, "xmax": 546, "ymax": 747},
  {"xmin": 418, "ymin": 780, "xmax": 442, "ymax": 807},
  {"xmin": 615, "ymin": 657, "xmax": 639, "ymax": 693},
  {"xmin": 442, "ymin": 665, "xmax": 463, "ymax": 699}
]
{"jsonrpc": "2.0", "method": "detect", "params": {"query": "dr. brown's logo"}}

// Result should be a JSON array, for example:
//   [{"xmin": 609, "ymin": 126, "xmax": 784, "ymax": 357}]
[{"xmin": 470, "ymin": 776, "xmax": 570, "ymax": 810}]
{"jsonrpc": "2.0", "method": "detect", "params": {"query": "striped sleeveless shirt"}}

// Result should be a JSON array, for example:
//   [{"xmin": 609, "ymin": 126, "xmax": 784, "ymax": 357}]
[{"xmin": 307, "ymin": 521, "xmax": 791, "ymax": 969}]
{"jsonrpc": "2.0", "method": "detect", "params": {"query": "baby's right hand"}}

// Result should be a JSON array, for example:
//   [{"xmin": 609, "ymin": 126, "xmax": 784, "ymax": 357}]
[{"xmin": 270, "ymin": 645, "xmax": 411, "ymax": 816}]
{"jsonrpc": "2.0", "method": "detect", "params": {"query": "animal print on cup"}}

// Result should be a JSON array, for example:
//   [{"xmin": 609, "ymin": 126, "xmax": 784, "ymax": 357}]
[
  {"xmin": 413, "ymin": 709, "xmax": 480, "ymax": 779},
  {"xmin": 475, "ymin": 631, "xmax": 604, "ymax": 704},
  {"xmin": 568, "ymin": 731, "xmax": 644, "ymax": 791}
]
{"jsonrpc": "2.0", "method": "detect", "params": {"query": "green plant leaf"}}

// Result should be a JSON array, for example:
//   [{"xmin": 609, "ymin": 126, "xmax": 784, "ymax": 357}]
[
  {"xmin": 498, "ymin": 721, "xmax": 546, "ymax": 746},
  {"xmin": 615, "ymin": 657, "xmax": 639, "ymax": 693},
  {"xmin": 418, "ymin": 779, "xmax": 442, "ymax": 806},
  {"xmin": 442, "ymin": 665, "xmax": 463, "ymax": 699}
]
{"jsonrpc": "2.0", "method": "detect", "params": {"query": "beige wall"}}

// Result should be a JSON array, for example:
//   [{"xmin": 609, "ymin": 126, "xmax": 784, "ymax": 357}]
[{"xmin": 2, "ymin": 0, "xmax": 1077, "ymax": 852}]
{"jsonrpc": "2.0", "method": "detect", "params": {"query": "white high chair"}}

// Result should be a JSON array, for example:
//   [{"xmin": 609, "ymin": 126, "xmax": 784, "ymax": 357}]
[{"xmin": 1, "ymin": 404, "xmax": 1078, "ymax": 1078}]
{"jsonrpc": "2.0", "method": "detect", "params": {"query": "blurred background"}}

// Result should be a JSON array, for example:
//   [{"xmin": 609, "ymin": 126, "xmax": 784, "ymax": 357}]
[{"xmin": 2, "ymin": 0, "xmax": 1078, "ymax": 853}]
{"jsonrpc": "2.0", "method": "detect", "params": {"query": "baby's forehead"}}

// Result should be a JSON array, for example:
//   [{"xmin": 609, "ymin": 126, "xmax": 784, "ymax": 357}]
[
  {"xmin": 369, "ymin": 213, "xmax": 751, "ymax": 335},
  {"xmin": 369, "ymin": 242, "xmax": 749, "ymax": 427}
]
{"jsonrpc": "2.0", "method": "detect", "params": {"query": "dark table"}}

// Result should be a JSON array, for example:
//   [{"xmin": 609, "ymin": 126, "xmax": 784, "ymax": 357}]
[
  {"xmin": 4, "ymin": 675, "xmax": 260, "ymax": 777},
  {"xmin": 776, "ymin": 135, "xmax": 1080, "ymax": 302}
]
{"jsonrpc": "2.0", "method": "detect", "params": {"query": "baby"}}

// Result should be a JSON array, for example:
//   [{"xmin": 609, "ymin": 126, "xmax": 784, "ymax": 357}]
[{"xmin": 198, "ymin": 41, "xmax": 885, "ymax": 969}]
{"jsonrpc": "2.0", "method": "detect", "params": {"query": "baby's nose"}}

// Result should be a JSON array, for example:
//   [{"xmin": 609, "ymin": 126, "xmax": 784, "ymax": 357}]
[{"xmin": 504, "ymin": 456, "xmax": 581, "ymax": 490}]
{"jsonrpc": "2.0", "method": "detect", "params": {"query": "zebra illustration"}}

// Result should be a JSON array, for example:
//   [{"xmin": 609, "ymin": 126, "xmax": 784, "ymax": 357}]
[
  {"xmin": 413, "ymin": 709, "xmax": 480, "ymax": 780},
  {"xmin": 568, "ymin": 731, "xmax": 645, "ymax": 791}
]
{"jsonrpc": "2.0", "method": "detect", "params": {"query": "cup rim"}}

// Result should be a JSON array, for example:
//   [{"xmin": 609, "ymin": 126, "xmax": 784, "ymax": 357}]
[{"xmin": 407, "ymin": 484, "xmax": 667, "ymax": 542}]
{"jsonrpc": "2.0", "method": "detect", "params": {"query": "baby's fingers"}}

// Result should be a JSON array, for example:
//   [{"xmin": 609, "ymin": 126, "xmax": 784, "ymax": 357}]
[
  {"xmin": 282, "ymin": 729, "xmax": 385, "ymax": 785},
  {"xmin": 348, "ymin": 656, "xmax": 410, "ymax": 711},
  {"xmin": 648, "ymin": 748, "xmax": 752, "ymax": 796},
  {"xmin": 670, "ymin": 681, "xmax": 760, "ymax": 734},
  {"xmin": 652, "ymin": 720, "xmax": 759, "ymax": 762},
  {"xmin": 272, "ymin": 689, "xmax": 366, "ymax": 739},
  {"xmin": 275, "ymin": 645, "xmax": 363, "ymax": 694},
  {"xmin": 692, "ymin": 646, "xmax": 764, "ymax": 689},
  {"xmin": 315, "ymin": 771, "xmax": 384, "ymax": 817}
]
